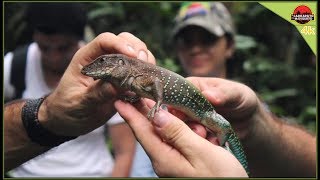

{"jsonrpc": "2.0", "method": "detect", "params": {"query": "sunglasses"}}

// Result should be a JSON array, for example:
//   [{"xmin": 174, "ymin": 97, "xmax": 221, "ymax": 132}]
[{"xmin": 175, "ymin": 27, "xmax": 219, "ymax": 49}]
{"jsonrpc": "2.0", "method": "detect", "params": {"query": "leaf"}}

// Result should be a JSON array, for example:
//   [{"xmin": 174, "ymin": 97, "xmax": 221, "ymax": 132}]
[{"xmin": 235, "ymin": 35, "xmax": 257, "ymax": 50}]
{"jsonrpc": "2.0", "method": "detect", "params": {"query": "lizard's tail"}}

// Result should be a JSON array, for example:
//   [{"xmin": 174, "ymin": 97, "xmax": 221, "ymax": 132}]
[
  {"xmin": 213, "ymin": 113, "xmax": 249, "ymax": 175},
  {"xmin": 226, "ymin": 131, "xmax": 250, "ymax": 175},
  {"xmin": 205, "ymin": 111, "xmax": 249, "ymax": 175}
]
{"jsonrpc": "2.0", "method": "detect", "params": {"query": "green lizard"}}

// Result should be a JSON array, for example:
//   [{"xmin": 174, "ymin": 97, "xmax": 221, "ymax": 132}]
[{"xmin": 81, "ymin": 54, "xmax": 249, "ymax": 174}]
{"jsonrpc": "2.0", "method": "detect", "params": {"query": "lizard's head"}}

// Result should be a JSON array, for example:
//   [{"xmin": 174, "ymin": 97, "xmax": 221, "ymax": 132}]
[{"xmin": 81, "ymin": 54, "xmax": 129, "ymax": 80}]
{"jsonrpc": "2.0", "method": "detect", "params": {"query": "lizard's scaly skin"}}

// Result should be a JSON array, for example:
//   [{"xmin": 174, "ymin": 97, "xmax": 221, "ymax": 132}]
[{"xmin": 81, "ymin": 54, "xmax": 249, "ymax": 174}]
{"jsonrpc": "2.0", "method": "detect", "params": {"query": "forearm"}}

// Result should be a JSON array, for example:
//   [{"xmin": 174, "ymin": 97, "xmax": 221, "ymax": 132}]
[
  {"xmin": 244, "ymin": 102, "xmax": 316, "ymax": 177},
  {"xmin": 4, "ymin": 100, "xmax": 50, "ymax": 172},
  {"xmin": 109, "ymin": 123, "xmax": 136, "ymax": 177},
  {"xmin": 112, "ymin": 152, "xmax": 135, "ymax": 177}
]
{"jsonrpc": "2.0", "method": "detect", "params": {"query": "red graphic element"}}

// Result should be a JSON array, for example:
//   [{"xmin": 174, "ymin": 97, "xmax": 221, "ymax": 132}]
[
  {"xmin": 291, "ymin": 5, "xmax": 314, "ymax": 24},
  {"xmin": 189, "ymin": 2, "xmax": 203, "ymax": 8}
]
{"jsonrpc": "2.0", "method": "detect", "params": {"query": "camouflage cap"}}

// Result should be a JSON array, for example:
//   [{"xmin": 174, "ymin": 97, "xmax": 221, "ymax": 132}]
[{"xmin": 172, "ymin": 2, "xmax": 235, "ymax": 38}]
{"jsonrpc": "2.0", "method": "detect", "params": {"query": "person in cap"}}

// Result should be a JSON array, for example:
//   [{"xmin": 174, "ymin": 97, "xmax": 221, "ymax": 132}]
[
  {"xmin": 129, "ymin": 2, "xmax": 316, "ymax": 177},
  {"xmin": 4, "ymin": 3, "xmax": 136, "ymax": 177},
  {"xmin": 172, "ymin": 2, "xmax": 235, "ymax": 78}
]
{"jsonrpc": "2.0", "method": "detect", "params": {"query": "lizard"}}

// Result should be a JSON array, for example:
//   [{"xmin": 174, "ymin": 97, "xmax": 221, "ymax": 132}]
[{"xmin": 81, "ymin": 54, "xmax": 249, "ymax": 174}]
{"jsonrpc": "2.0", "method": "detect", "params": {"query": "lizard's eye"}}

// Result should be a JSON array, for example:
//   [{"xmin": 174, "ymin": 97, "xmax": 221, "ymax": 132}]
[{"xmin": 118, "ymin": 59, "xmax": 124, "ymax": 65}]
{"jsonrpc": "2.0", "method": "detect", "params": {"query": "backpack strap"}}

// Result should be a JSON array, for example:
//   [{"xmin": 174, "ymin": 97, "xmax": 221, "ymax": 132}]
[{"xmin": 10, "ymin": 44, "xmax": 29, "ymax": 99}]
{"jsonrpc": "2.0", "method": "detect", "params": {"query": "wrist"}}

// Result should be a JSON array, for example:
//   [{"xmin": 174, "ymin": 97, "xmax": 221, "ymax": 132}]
[
  {"xmin": 5, "ymin": 100, "xmax": 30, "ymax": 143},
  {"xmin": 37, "ymin": 95, "xmax": 49, "ymax": 128},
  {"xmin": 242, "ymin": 100, "xmax": 280, "ymax": 147},
  {"xmin": 21, "ymin": 95, "xmax": 78, "ymax": 147}
]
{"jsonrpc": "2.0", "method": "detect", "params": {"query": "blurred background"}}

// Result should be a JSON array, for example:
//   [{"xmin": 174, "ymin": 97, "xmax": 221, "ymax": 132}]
[{"xmin": 4, "ymin": 2, "xmax": 316, "ymax": 133}]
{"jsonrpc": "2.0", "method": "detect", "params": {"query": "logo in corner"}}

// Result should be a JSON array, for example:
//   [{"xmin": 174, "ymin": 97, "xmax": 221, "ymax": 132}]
[{"xmin": 291, "ymin": 5, "xmax": 314, "ymax": 24}]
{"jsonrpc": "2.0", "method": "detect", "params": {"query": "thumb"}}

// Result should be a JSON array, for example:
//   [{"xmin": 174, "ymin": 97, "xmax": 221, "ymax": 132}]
[
  {"xmin": 153, "ymin": 109, "xmax": 210, "ymax": 156},
  {"xmin": 86, "ymin": 80, "xmax": 118, "ymax": 103}
]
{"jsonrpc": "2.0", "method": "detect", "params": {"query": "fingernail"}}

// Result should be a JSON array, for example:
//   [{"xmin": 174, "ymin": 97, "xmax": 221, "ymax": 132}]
[
  {"xmin": 153, "ymin": 109, "xmax": 169, "ymax": 128},
  {"xmin": 161, "ymin": 104, "xmax": 168, "ymax": 110},
  {"xmin": 127, "ymin": 44, "xmax": 135, "ymax": 52},
  {"xmin": 138, "ymin": 50, "xmax": 148, "ymax": 61}
]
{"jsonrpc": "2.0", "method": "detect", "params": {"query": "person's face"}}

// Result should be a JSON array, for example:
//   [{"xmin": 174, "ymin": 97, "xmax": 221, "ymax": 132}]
[
  {"xmin": 33, "ymin": 31, "xmax": 80, "ymax": 74},
  {"xmin": 175, "ymin": 26, "xmax": 234, "ymax": 77}
]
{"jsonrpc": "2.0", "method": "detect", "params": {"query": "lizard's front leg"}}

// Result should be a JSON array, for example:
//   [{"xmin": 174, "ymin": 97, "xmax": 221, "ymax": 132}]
[
  {"xmin": 147, "ymin": 77, "xmax": 163, "ymax": 119},
  {"xmin": 119, "ymin": 75, "xmax": 143, "ymax": 102}
]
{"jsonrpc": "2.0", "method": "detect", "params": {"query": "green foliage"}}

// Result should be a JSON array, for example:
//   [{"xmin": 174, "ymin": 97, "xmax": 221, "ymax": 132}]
[
  {"xmin": 4, "ymin": 2, "xmax": 316, "ymax": 133},
  {"xmin": 157, "ymin": 57, "xmax": 182, "ymax": 73},
  {"xmin": 235, "ymin": 35, "xmax": 257, "ymax": 51},
  {"xmin": 86, "ymin": 2, "xmax": 180, "ymax": 60},
  {"xmin": 231, "ymin": 3, "xmax": 316, "ymax": 132},
  {"xmin": 4, "ymin": 3, "xmax": 32, "ymax": 53}
]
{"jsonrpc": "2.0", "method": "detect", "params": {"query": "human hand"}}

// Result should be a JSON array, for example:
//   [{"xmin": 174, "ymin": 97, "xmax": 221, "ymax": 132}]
[
  {"xmin": 38, "ymin": 32, "xmax": 156, "ymax": 136},
  {"xmin": 184, "ymin": 78, "xmax": 317, "ymax": 177},
  {"xmin": 115, "ymin": 100, "xmax": 248, "ymax": 177},
  {"xmin": 183, "ymin": 77, "xmax": 262, "ymax": 141},
  {"xmin": 168, "ymin": 108, "xmax": 220, "ymax": 145}
]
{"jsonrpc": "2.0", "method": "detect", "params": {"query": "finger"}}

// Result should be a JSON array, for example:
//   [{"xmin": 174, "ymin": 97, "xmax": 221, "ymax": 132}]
[
  {"xmin": 147, "ymin": 50, "xmax": 156, "ymax": 65},
  {"xmin": 186, "ymin": 122, "xmax": 207, "ymax": 138},
  {"xmin": 202, "ymin": 89, "xmax": 227, "ymax": 107},
  {"xmin": 202, "ymin": 88, "xmax": 256, "ymax": 120},
  {"xmin": 186, "ymin": 77, "xmax": 221, "ymax": 90},
  {"xmin": 86, "ymin": 80, "xmax": 118, "ymax": 102},
  {"xmin": 152, "ymin": 109, "xmax": 216, "ymax": 159},
  {"xmin": 207, "ymin": 133, "xmax": 220, "ymax": 146},
  {"xmin": 75, "ymin": 32, "xmax": 138, "ymax": 67},
  {"xmin": 186, "ymin": 77, "xmax": 227, "ymax": 106},
  {"xmin": 143, "ymin": 98, "xmax": 156, "ymax": 109},
  {"xmin": 187, "ymin": 77, "xmax": 252, "ymax": 110},
  {"xmin": 117, "ymin": 32, "xmax": 151, "ymax": 63},
  {"xmin": 66, "ymin": 33, "xmax": 137, "ymax": 80},
  {"xmin": 186, "ymin": 77, "xmax": 242, "ymax": 111},
  {"xmin": 114, "ymin": 100, "xmax": 173, "ymax": 158},
  {"xmin": 168, "ymin": 107, "xmax": 187, "ymax": 121},
  {"xmin": 115, "ymin": 99, "xmax": 195, "ymax": 176}
]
